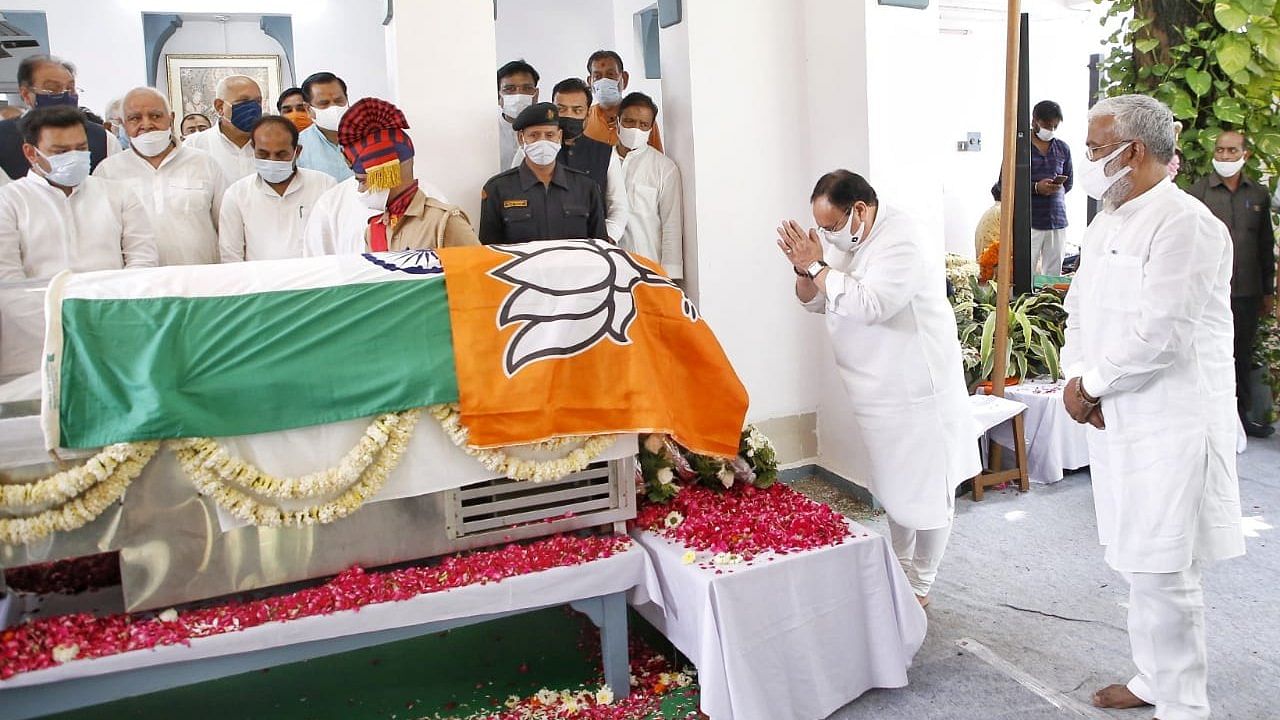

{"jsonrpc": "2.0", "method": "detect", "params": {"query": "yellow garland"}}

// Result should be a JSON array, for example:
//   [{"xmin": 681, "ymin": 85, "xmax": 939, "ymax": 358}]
[
  {"xmin": 171, "ymin": 412, "xmax": 400, "ymax": 501},
  {"xmin": 428, "ymin": 404, "xmax": 615, "ymax": 482},
  {"xmin": 0, "ymin": 443, "xmax": 141, "ymax": 509},
  {"xmin": 174, "ymin": 409, "xmax": 421, "ymax": 528},
  {"xmin": 0, "ymin": 442, "xmax": 160, "ymax": 546}
]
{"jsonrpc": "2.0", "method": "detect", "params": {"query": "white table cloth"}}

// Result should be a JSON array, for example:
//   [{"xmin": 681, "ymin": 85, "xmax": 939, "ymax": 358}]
[
  {"xmin": 632, "ymin": 521, "xmax": 927, "ymax": 720},
  {"xmin": 0, "ymin": 541, "xmax": 661, "ymax": 691},
  {"xmin": 983, "ymin": 379, "xmax": 1090, "ymax": 485}
]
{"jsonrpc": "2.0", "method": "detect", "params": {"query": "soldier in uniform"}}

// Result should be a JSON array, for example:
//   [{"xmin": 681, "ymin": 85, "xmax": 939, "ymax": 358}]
[{"xmin": 479, "ymin": 102, "xmax": 607, "ymax": 245}]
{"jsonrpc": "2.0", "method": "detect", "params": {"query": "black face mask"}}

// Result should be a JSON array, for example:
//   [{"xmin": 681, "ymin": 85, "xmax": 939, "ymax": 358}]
[{"xmin": 559, "ymin": 117, "xmax": 585, "ymax": 139}]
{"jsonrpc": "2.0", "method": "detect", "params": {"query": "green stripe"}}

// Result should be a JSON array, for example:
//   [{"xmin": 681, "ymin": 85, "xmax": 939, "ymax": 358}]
[{"xmin": 59, "ymin": 279, "xmax": 459, "ymax": 448}]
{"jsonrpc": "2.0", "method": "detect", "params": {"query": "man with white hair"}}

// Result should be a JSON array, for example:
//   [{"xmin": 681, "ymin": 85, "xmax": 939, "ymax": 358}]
[
  {"xmin": 183, "ymin": 74, "xmax": 263, "ymax": 183},
  {"xmin": 94, "ymin": 87, "xmax": 226, "ymax": 265},
  {"xmin": 1061, "ymin": 94, "xmax": 1244, "ymax": 720}
]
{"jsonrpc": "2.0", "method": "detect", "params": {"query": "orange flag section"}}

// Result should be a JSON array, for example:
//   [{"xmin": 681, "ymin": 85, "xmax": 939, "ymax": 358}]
[{"xmin": 436, "ymin": 241, "xmax": 748, "ymax": 458}]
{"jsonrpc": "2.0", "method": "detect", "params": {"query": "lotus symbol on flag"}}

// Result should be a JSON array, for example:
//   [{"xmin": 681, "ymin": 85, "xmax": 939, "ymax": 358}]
[{"xmin": 489, "ymin": 239, "xmax": 698, "ymax": 375}]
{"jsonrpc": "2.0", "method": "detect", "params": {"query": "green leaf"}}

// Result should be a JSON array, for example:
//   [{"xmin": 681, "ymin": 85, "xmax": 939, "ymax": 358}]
[
  {"xmin": 1215, "ymin": 1, "xmax": 1251, "ymax": 30},
  {"xmin": 1169, "ymin": 88, "xmax": 1198, "ymax": 119},
  {"xmin": 1135, "ymin": 37, "xmax": 1160, "ymax": 53},
  {"xmin": 1255, "ymin": 132, "xmax": 1280, "ymax": 157},
  {"xmin": 1185, "ymin": 67, "xmax": 1213, "ymax": 96},
  {"xmin": 1216, "ymin": 35, "xmax": 1253, "ymax": 74},
  {"xmin": 1240, "ymin": 0, "xmax": 1276, "ymax": 16},
  {"xmin": 1128, "ymin": 16, "xmax": 1152, "ymax": 31},
  {"xmin": 980, "ymin": 313, "xmax": 997, "ymax": 366},
  {"xmin": 1213, "ymin": 95, "xmax": 1244, "ymax": 122}
]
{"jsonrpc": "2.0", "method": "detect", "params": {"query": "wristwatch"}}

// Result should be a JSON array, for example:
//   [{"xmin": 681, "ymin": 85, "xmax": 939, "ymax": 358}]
[{"xmin": 803, "ymin": 260, "xmax": 828, "ymax": 280}]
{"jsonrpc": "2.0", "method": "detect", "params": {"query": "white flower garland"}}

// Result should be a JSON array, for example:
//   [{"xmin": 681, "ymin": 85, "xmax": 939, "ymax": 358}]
[
  {"xmin": 428, "ymin": 404, "xmax": 615, "ymax": 482},
  {"xmin": 171, "ymin": 413, "xmax": 400, "ymax": 501},
  {"xmin": 0, "ymin": 442, "xmax": 160, "ymax": 546},
  {"xmin": 173, "ymin": 409, "xmax": 421, "ymax": 528}
]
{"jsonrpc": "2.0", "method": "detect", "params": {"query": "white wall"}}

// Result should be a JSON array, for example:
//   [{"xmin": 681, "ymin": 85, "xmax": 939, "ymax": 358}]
[
  {"xmin": 0, "ymin": 0, "xmax": 388, "ymax": 117},
  {"xmin": 936, "ymin": 2, "xmax": 1107, "ymax": 257},
  {"xmin": 494, "ymin": 0, "xmax": 614, "ymax": 101},
  {"xmin": 386, "ymin": 0, "xmax": 497, "ymax": 223},
  {"xmin": 675, "ymin": 0, "xmax": 826, "ymax": 425}
]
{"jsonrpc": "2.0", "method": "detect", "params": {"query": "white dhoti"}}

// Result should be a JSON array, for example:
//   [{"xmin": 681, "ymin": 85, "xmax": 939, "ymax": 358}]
[{"xmin": 1125, "ymin": 563, "xmax": 1209, "ymax": 720}]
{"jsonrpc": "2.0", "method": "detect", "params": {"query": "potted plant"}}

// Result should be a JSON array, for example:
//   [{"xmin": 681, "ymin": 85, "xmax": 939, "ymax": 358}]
[{"xmin": 953, "ymin": 277, "xmax": 1066, "ymax": 391}]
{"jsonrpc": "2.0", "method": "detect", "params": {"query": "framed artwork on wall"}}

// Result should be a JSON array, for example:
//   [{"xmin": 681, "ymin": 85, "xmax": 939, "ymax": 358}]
[{"xmin": 165, "ymin": 53, "xmax": 280, "ymax": 121}]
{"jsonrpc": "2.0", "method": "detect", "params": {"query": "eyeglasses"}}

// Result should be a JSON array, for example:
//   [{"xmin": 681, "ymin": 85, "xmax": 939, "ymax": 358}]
[
  {"xmin": 500, "ymin": 84, "xmax": 536, "ymax": 95},
  {"xmin": 30, "ymin": 86, "xmax": 83, "ymax": 96},
  {"xmin": 820, "ymin": 208, "xmax": 852, "ymax": 233},
  {"xmin": 1085, "ymin": 139, "xmax": 1134, "ymax": 162}
]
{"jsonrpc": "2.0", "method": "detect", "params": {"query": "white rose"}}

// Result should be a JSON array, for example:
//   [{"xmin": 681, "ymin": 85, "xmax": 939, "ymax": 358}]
[
  {"xmin": 158, "ymin": 608, "xmax": 179, "ymax": 623},
  {"xmin": 717, "ymin": 466, "xmax": 735, "ymax": 488},
  {"xmin": 656, "ymin": 467, "xmax": 675, "ymax": 485},
  {"xmin": 643, "ymin": 434, "xmax": 665, "ymax": 454},
  {"xmin": 595, "ymin": 687, "xmax": 615, "ymax": 705},
  {"xmin": 52, "ymin": 644, "xmax": 79, "ymax": 663}
]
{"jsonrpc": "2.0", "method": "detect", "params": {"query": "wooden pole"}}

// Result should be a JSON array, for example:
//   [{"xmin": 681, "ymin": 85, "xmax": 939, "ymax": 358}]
[{"xmin": 991, "ymin": 0, "xmax": 1022, "ymax": 399}]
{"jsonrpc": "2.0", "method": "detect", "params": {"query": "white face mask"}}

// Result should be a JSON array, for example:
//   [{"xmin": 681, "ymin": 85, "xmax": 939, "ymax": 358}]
[
  {"xmin": 818, "ymin": 212, "xmax": 865, "ymax": 253},
  {"xmin": 130, "ymin": 129, "xmax": 174, "ymax": 158},
  {"xmin": 501, "ymin": 93, "xmax": 533, "ymax": 119},
  {"xmin": 1079, "ymin": 142, "xmax": 1133, "ymax": 201},
  {"xmin": 255, "ymin": 157, "xmax": 296, "ymax": 184},
  {"xmin": 1212, "ymin": 158, "xmax": 1245, "ymax": 178},
  {"xmin": 313, "ymin": 104, "xmax": 348, "ymax": 132},
  {"xmin": 1035, "ymin": 126, "xmax": 1055, "ymax": 142},
  {"xmin": 523, "ymin": 139, "xmax": 561, "ymax": 166},
  {"xmin": 36, "ymin": 148, "xmax": 91, "ymax": 187},
  {"xmin": 618, "ymin": 126, "xmax": 650, "ymax": 150},
  {"xmin": 592, "ymin": 78, "xmax": 622, "ymax": 108},
  {"xmin": 357, "ymin": 186, "xmax": 390, "ymax": 211}
]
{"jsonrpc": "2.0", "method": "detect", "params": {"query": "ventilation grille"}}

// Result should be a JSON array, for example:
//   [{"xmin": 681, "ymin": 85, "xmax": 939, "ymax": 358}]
[{"xmin": 448, "ymin": 461, "xmax": 620, "ymax": 538}]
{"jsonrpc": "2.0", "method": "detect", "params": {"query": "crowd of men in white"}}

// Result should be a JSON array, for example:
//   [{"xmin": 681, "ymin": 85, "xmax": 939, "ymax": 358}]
[{"xmin": 0, "ymin": 52, "xmax": 683, "ymax": 282}]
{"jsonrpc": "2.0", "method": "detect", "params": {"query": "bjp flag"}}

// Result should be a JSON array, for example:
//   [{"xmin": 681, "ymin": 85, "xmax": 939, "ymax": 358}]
[{"xmin": 436, "ymin": 240, "xmax": 748, "ymax": 458}]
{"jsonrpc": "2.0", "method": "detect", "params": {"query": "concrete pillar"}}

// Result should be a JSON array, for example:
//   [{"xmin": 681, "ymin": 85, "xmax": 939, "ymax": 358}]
[{"xmin": 385, "ymin": 0, "xmax": 498, "ymax": 221}]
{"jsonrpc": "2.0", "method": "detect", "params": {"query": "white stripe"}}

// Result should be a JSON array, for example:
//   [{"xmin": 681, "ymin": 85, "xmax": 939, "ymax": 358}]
[
  {"xmin": 59, "ymin": 252, "xmax": 438, "ymax": 301},
  {"xmin": 955, "ymin": 638, "xmax": 1115, "ymax": 719}
]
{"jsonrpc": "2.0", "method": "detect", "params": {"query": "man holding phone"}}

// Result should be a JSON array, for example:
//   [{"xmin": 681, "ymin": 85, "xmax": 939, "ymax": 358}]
[{"xmin": 992, "ymin": 99, "xmax": 1074, "ymax": 276}]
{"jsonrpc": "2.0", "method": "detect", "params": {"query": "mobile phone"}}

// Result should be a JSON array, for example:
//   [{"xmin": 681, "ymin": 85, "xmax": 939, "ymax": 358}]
[{"xmin": 1051, "ymin": 174, "xmax": 1068, "ymax": 184}]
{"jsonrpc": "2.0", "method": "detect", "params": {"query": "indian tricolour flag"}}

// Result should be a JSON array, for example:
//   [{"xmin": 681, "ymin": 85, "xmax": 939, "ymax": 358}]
[
  {"xmin": 43, "ymin": 251, "xmax": 458, "ymax": 449},
  {"xmin": 43, "ymin": 241, "xmax": 749, "ymax": 457}
]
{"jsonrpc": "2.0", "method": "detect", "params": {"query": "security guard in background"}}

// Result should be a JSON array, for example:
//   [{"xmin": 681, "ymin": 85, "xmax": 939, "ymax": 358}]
[{"xmin": 479, "ymin": 102, "xmax": 607, "ymax": 244}]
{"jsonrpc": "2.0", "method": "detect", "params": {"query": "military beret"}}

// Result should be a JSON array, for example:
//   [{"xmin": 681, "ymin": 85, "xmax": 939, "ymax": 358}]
[{"xmin": 513, "ymin": 102, "xmax": 560, "ymax": 131}]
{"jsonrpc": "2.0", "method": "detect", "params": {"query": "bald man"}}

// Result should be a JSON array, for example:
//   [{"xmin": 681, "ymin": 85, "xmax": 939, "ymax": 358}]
[
  {"xmin": 94, "ymin": 87, "xmax": 227, "ymax": 265},
  {"xmin": 183, "ymin": 74, "xmax": 263, "ymax": 183}
]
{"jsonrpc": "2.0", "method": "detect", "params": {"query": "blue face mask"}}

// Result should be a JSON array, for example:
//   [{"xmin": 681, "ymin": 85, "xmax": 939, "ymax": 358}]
[
  {"xmin": 228, "ymin": 100, "xmax": 262, "ymax": 132},
  {"xmin": 33, "ymin": 91, "xmax": 78, "ymax": 109}
]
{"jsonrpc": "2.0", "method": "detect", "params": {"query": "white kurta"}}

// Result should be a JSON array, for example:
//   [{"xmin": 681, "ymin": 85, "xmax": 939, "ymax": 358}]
[
  {"xmin": 0, "ymin": 174, "xmax": 158, "ymax": 376},
  {"xmin": 182, "ymin": 125, "xmax": 256, "ymax": 184},
  {"xmin": 802, "ymin": 205, "xmax": 980, "ymax": 529},
  {"xmin": 0, "ymin": 174, "xmax": 158, "ymax": 279},
  {"xmin": 93, "ymin": 144, "xmax": 226, "ymax": 266},
  {"xmin": 301, "ymin": 177, "xmax": 451, "ymax": 256},
  {"xmin": 618, "ymin": 146, "xmax": 683, "ymax": 278},
  {"xmin": 1062, "ymin": 179, "xmax": 1244, "ymax": 573},
  {"xmin": 218, "ymin": 169, "xmax": 337, "ymax": 262}
]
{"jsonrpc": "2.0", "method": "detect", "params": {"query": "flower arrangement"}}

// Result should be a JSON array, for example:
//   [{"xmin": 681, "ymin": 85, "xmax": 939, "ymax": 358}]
[
  {"xmin": 637, "ymin": 426, "xmax": 777, "ymax": 503},
  {"xmin": 0, "ymin": 533, "xmax": 631, "ymax": 680},
  {"xmin": 0, "ymin": 442, "xmax": 160, "ymax": 546}
]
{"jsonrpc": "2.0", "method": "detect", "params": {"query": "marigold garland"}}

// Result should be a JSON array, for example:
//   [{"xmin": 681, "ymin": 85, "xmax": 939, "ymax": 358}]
[
  {"xmin": 0, "ymin": 442, "xmax": 160, "ymax": 546},
  {"xmin": 172, "ymin": 409, "xmax": 421, "ymax": 528},
  {"xmin": 429, "ymin": 404, "xmax": 616, "ymax": 483}
]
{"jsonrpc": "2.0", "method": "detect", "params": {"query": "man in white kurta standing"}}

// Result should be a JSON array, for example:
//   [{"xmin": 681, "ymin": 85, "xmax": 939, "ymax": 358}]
[
  {"xmin": 219, "ymin": 116, "xmax": 335, "ymax": 262},
  {"xmin": 0, "ymin": 106, "xmax": 157, "ymax": 376},
  {"xmin": 776, "ymin": 170, "xmax": 980, "ymax": 607},
  {"xmin": 615, "ymin": 92, "xmax": 683, "ymax": 279},
  {"xmin": 93, "ymin": 87, "xmax": 226, "ymax": 266},
  {"xmin": 1061, "ymin": 94, "xmax": 1244, "ymax": 720}
]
